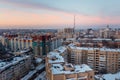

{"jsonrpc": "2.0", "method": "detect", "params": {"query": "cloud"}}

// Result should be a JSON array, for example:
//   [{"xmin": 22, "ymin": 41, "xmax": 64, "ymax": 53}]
[
  {"xmin": 1, "ymin": 0, "xmax": 120, "ymax": 27},
  {"xmin": 1, "ymin": 0, "xmax": 120, "ymax": 17},
  {"xmin": 0, "ymin": 0, "xmax": 90, "ymax": 16},
  {"xmin": 0, "ymin": 0, "xmax": 68, "ymax": 13}
]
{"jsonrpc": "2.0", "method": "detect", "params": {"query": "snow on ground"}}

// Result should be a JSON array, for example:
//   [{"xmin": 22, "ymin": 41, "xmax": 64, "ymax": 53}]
[
  {"xmin": 21, "ymin": 63, "xmax": 45, "ymax": 80},
  {"xmin": 95, "ymin": 72, "xmax": 120, "ymax": 80},
  {"xmin": 34, "ymin": 71, "xmax": 46, "ymax": 80},
  {"xmin": 36, "ymin": 58, "xmax": 42, "ymax": 63}
]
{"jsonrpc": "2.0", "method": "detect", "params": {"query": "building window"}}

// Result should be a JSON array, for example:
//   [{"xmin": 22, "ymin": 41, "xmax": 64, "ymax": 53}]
[{"xmin": 90, "ymin": 76, "xmax": 93, "ymax": 79}]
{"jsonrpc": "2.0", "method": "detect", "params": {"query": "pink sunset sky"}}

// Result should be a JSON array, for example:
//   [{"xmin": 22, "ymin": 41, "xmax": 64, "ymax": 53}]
[{"xmin": 0, "ymin": 0, "xmax": 120, "ymax": 28}]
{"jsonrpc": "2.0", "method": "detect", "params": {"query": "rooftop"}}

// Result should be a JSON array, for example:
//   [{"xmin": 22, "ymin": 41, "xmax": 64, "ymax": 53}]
[
  {"xmin": 47, "ymin": 46, "xmax": 67, "ymax": 64},
  {"xmin": 69, "ymin": 43, "xmax": 120, "ymax": 52},
  {"xmin": 47, "ymin": 51, "xmax": 64, "ymax": 64},
  {"xmin": 0, "ymin": 55, "xmax": 30, "ymax": 73},
  {"xmin": 55, "ymin": 46, "xmax": 67, "ymax": 53},
  {"xmin": 47, "ymin": 46, "xmax": 93, "ymax": 75},
  {"xmin": 51, "ymin": 64, "xmax": 92, "ymax": 75},
  {"xmin": 21, "ymin": 63, "xmax": 45, "ymax": 80},
  {"xmin": 95, "ymin": 72, "xmax": 120, "ymax": 80}
]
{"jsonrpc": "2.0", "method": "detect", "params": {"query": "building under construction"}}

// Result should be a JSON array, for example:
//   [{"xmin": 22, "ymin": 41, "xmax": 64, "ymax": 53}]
[{"xmin": 32, "ymin": 35, "xmax": 51, "ymax": 57}]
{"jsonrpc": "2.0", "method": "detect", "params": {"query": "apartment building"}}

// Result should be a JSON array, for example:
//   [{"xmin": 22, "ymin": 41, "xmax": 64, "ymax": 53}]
[
  {"xmin": 99, "ymin": 26, "xmax": 112, "ymax": 38},
  {"xmin": 63, "ymin": 28, "xmax": 75, "ymax": 38},
  {"xmin": 2, "ymin": 34, "xmax": 32, "ymax": 51},
  {"xmin": 0, "ymin": 55, "xmax": 32, "ymax": 80},
  {"xmin": 50, "ymin": 37, "xmax": 62, "ymax": 51},
  {"xmin": 46, "ymin": 46, "xmax": 94, "ymax": 80},
  {"xmin": 68, "ymin": 44, "xmax": 120, "ymax": 73},
  {"xmin": 32, "ymin": 34, "xmax": 62, "ymax": 57},
  {"xmin": 32, "ymin": 35, "xmax": 51, "ymax": 57}
]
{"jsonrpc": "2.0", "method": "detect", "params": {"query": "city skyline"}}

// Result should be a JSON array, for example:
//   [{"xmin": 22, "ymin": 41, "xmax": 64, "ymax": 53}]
[
  {"xmin": 0, "ymin": 1, "xmax": 120, "ymax": 79},
  {"xmin": 0, "ymin": 23, "xmax": 120, "ymax": 80},
  {"xmin": 0, "ymin": 0, "xmax": 120, "ymax": 28}
]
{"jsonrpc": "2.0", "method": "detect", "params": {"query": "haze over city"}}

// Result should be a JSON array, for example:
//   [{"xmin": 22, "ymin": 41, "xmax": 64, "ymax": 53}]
[
  {"xmin": 1, "ymin": 1, "xmax": 120, "ymax": 80},
  {"xmin": 0, "ymin": 0, "xmax": 120, "ymax": 29}
]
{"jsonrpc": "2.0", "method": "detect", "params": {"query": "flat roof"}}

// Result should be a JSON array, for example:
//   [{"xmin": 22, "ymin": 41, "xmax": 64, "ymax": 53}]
[
  {"xmin": 69, "ymin": 43, "xmax": 120, "ymax": 52},
  {"xmin": 0, "ymin": 55, "xmax": 30, "ymax": 73},
  {"xmin": 51, "ymin": 64, "xmax": 92, "ymax": 75},
  {"xmin": 48, "ymin": 52, "xmax": 64, "ymax": 64}
]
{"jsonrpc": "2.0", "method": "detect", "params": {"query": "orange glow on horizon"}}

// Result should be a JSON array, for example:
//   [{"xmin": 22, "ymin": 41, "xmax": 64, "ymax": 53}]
[{"xmin": 0, "ymin": 9, "xmax": 120, "ymax": 27}]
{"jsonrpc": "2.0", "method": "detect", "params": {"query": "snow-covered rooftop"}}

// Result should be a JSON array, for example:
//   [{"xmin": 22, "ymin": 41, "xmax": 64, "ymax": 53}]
[
  {"xmin": 92, "ymin": 38, "xmax": 112, "ymax": 41},
  {"xmin": 19, "ymin": 49, "xmax": 30, "ymax": 53},
  {"xmin": 34, "ymin": 71, "xmax": 46, "ymax": 80},
  {"xmin": 21, "ymin": 63, "xmax": 45, "ymax": 80},
  {"xmin": 35, "ymin": 58, "xmax": 42, "ymax": 63},
  {"xmin": 115, "ymin": 39, "xmax": 120, "ymax": 42},
  {"xmin": 47, "ymin": 46, "xmax": 93, "ymax": 75},
  {"xmin": 14, "ymin": 49, "xmax": 31, "ymax": 55},
  {"xmin": 47, "ymin": 51, "xmax": 64, "ymax": 64},
  {"xmin": 51, "ymin": 64, "xmax": 92, "ymax": 75},
  {"xmin": 69, "ymin": 43, "xmax": 120, "ymax": 52},
  {"xmin": 66, "ymin": 38, "xmax": 76, "ymax": 41},
  {"xmin": 66, "ymin": 78, "xmax": 77, "ymax": 80},
  {"xmin": 0, "ymin": 55, "xmax": 30, "ymax": 72},
  {"xmin": 95, "ymin": 72, "xmax": 120, "ymax": 80},
  {"xmin": 55, "ymin": 46, "xmax": 67, "ymax": 53}
]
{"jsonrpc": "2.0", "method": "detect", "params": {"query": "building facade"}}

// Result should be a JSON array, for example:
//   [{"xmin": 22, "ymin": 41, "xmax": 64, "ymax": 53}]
[
  {"xmin": 68, "ymin": 44, "xmax": 120, "ymax": 73},
  {"xmin": 2, "ymin": 34, "xmax": 32, "ymax": 52},
  {"xmin": 32, "ymin": 35, "xmax": 51, "ymax": 57},
  {"xmin": 0, "ymin": 55, "xmax": 32, "ymax": 80},
  {"xmin": 46, "ymin": 46, "xmax": 94, "ymax": 80}
]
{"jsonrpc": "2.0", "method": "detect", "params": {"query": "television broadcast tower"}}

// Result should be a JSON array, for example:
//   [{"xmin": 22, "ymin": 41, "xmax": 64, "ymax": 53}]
[{"xmin": 72, "ymin": 15, "xmax": 76, "ymax": 38}]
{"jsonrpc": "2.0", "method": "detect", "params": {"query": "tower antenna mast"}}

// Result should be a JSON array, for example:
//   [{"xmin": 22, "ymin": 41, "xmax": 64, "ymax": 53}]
[{"xmin": 73, "ymin": 15, "xmax": 76, "ymax": 33}]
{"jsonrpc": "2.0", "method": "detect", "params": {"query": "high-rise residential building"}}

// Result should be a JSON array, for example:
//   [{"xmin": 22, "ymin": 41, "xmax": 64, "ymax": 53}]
[
  {"xmin": 115, "ymin": 29, "xmax": 120, "ymax": 39},
  {"xmin": 32, "ymin": 35, "xmax": 51, "ymax": 57},
  {"xmin": 46, "ymin": 46, "xmax": 94, "ymax": 80},
  {"xmin": 64, "ymin": 28, "xmax": 74, "ymax": 38},
  {"xmin": 99, "ymin": 25, "xmax": 115, "ymax": 38},
  {"xmin": 68, "ymin": 44, "xmax": 120, "ymax": 73},
  {"xmin": 0, "ymin": 36, "xmax": 6, "ymax": 46},
  {"xmin": 50, "ymin": 37, "xmax": 62, "ymax": 51},
  {"xmin": 2, "ymin": 33, "xmax": 62, "ymax": 57},
  {"xmin": 2, "ymin": 34, "xmax": 32, "ymax": 51}
]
